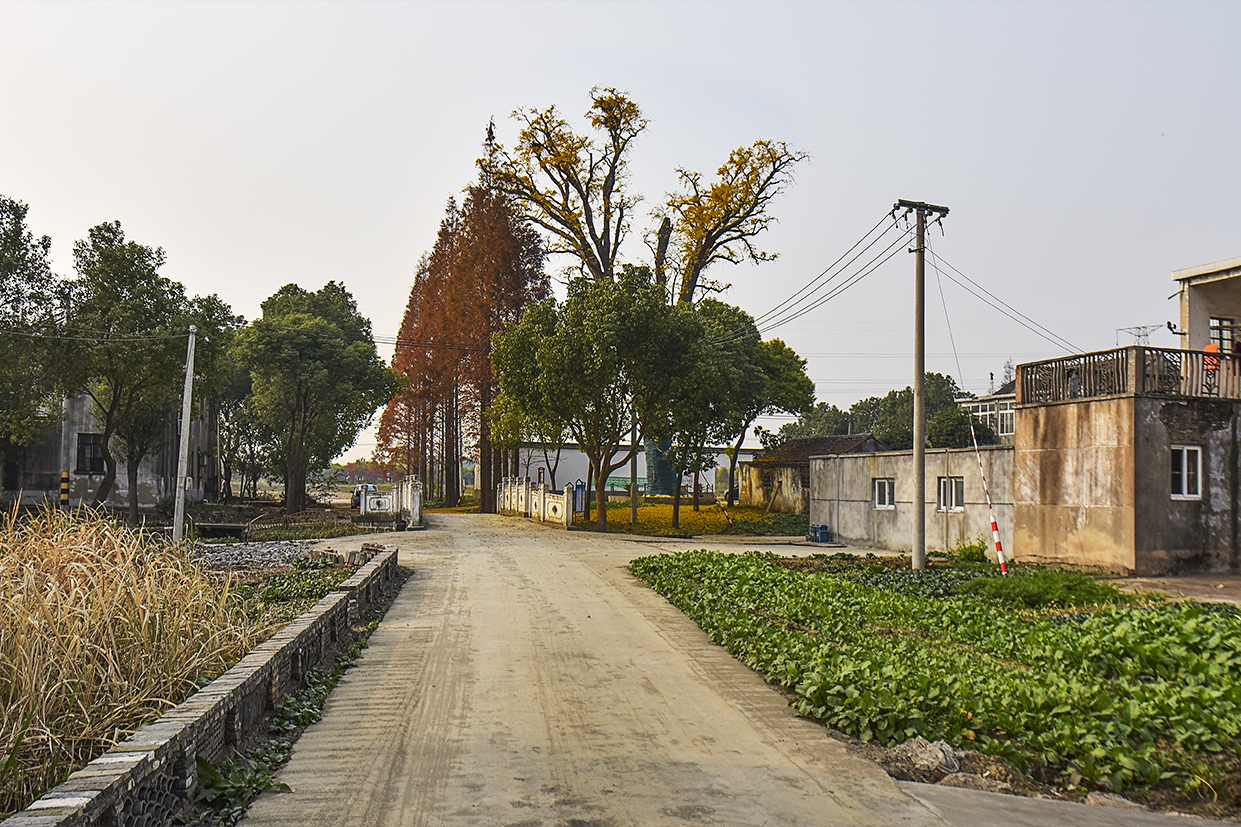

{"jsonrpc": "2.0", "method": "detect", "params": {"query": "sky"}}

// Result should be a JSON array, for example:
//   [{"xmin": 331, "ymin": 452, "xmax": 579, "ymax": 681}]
[{"xmin": 3, "ymin": 0, "xmax": 1239, "ymax": 461}]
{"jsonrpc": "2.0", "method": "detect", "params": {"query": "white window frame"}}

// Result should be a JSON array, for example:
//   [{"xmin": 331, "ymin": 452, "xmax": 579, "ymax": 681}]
[
  {"xmin": 997, "ymin": 402, "xmax": 1015, "ymax": 436},
  {"xmin": 937, "ymin": 476, "xmax": 965, "ymax": 511},
  {"xmin": 872, "ymin": 478, "xmax": 895, "ymax": 510},
  {"xmin": 1171, "ymin": 445, "xmax": 1202, "ymax": 500}
]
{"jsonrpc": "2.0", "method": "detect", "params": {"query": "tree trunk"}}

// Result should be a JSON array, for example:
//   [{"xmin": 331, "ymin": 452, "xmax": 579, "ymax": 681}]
[
  {"xmin": 126, "ymin": 451, "xmax": 141, "ymax": 524},
  {"xmin": 93, "ymin": 428, "xmax": 117, "ymax": 507},
  {"xmin": 583, "ymin": 460, "xmax": 592, "ymax": 525},
  {"xmin": 727, "ymin": 430, "xmax": 746, "ymax": 507},
  {"xmin": 478, "ymin": 381, "xmax": 494, "ymax": 512},
  {"xmin": 692, "ymin": 469, "xmax": 700, "ymax": 511},
  {"xmin": 594, "ymin": 462, "xmax": 608, "ymax": 532},
  {"xmin": 672, "ymin": 471, "xmax": 682, "ymax": 531}
]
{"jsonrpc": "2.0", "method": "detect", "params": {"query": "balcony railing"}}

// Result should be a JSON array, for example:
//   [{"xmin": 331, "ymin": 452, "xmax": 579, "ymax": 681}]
[{"xmin": 1019, "ymin": 346, "xmax": 1241, "ymax": 404}]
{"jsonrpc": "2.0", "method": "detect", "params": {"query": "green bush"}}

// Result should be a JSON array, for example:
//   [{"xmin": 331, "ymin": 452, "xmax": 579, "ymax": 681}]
[
  {"xmin": 953, "ymin": 568, "xmax": 1132, "ymax": 608},
  {"xmin": 951, "ymin": 534, "xmax": 989, "ymax": 563}
]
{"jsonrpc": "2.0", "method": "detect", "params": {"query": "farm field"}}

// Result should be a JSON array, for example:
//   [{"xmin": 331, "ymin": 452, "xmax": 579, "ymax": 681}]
[{"xmin": 630, "ymin": 550, "xmax": 1241, "ymax": 820}]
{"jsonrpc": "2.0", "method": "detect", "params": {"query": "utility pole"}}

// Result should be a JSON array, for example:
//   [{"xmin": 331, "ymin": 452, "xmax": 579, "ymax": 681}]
[
  {"xmin": 896, "ymin": 200, "xmax": 948, "ymax": 571},
  {"xmin": 173, "ymin": 325, "xmax": 197, "ymax": 546}
]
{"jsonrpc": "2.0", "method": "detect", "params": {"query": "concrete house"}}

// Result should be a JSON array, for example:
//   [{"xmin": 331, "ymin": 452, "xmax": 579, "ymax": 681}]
[
  {"xmin": 809, "ymin": 254, "xmax": 1241, "ymax": 575},
  {"xmin": 741, "ymin": 434, "xmax": 887, "ymax": 516},
  {"xmin": 1, "ymin": 394, "xmax": 217, "ymax": 509}
]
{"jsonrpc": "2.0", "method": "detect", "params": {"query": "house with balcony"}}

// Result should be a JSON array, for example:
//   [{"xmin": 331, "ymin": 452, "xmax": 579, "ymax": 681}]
[{"xmin": 809, "ymin": 255, "xmax": 1241, "ymax": 574}]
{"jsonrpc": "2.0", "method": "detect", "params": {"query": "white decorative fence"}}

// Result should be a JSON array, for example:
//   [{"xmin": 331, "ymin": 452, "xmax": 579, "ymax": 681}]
[
  {"xmin": 393, "ymin": 475, "xmax": 423, "ymax": 527},
  {"xmin": 497, "ymin": 477, "xmax": 573, "ymax": 527}
]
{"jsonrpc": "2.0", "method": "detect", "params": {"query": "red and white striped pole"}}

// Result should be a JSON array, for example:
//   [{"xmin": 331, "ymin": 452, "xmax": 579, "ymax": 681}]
[{"xmin": 968, "ymin": 421, "xmax": 1009, "ymax": 575}]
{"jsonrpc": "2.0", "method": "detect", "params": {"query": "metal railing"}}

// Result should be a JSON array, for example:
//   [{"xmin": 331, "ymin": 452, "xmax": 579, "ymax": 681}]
[
  {"xmin": 1020, "ymin": 348, "xmax": 1128, "ymax": 403},
  {"xmin": 1019, "ymin": 346, "xmax": 1241, "ymax": 404}
]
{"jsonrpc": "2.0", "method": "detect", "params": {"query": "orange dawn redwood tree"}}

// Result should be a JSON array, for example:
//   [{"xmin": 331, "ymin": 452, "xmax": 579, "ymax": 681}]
[{"xmin": 377, "ymin": 155, "xmax": 547, "ymax": 510}]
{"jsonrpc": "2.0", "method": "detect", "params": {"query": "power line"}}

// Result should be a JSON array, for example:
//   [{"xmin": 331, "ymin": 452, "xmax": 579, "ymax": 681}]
[
  {"xmin": 0, "ymin": 327, "xmax": 190, "ymax": 343},
  {"xmin": 751, "ymin": 212, "xmax": 898, "ymax": 327},
  {"xmin": 924, "ymin": 247, "xmax": 1081, "ymax": 354}
]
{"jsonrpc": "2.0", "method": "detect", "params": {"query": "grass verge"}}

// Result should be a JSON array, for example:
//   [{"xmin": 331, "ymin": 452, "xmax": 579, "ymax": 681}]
[{"xmin": 573, "ymin": 502, "xmax": 809, "ymax": 537}]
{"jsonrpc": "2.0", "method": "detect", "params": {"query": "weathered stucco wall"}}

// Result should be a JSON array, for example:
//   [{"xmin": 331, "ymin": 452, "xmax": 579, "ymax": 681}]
[
  {"xmin": 739, "ymin": 463, "xmax": 809, "ymax": 515},
  {"xmin": 1013, "ymin": 397, "xmax": 1137, "ymax": 571},
  {"xmin": 1135, "ymin": 397, "xmax": 1239, "ymax": 573},
  {"xmin": 808, "ymin": 447, "xmax": 1013, "ymax": 558}
]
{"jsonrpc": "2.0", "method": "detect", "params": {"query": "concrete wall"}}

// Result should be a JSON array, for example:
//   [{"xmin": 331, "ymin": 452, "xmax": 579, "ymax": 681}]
[
  {"xmin": 1013, "ymin": 397, "xmax": 1137, "ymax": 571},
  {"xmin": 808, "ymin": 447, "xmax": 1014, "ymax": 558},
  {"xmin": 3, "ymin": 395, "xmax": 217, "ymax": 508},
  {"xmin": 1013, "ymin": 393, "xmax": 1241, "ymax": 575},
  {"xmin": 739, "ymin": 463, "xmax": 809, "ymax": 515},
  {"xmin": 1135, "ymin": 397, "xmax": 1239, "ymax": 573}
]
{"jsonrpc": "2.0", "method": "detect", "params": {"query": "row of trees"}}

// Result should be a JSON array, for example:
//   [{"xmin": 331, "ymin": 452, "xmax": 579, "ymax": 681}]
[
  {"xmin": 756, "ymin": 372, "xmax": 999, "ymax": 450},
  {"xmin": 1, "ymin": 194, "xmax": 393, "ymax": 518},
  {"xmin": 491, "ymin": 268, "xmax": 814, "ymax": 529},
  {"xmin": 376, "ymin": 89, "xmax": 816, "ymax": 525},
  {"xmin": 375, "ymin": 135, "xmax": 549, "ymax": 509}
]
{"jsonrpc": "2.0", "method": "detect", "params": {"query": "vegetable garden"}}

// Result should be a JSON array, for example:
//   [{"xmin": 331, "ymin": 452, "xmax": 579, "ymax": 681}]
[{"xmin": 630, "ymin": 550, "xmax": 1241, "ymax": 814}]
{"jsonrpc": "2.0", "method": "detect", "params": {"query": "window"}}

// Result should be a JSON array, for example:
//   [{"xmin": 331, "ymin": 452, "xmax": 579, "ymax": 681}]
[
  {"xmin": 1211, "ymin": 317, "xmax": 1235, "ymax": 355},
  {"xmin": 937, "ymin": 476, "xmax": 965, "ymax": 511},
  {"xmin": 872, "ymin": 478, "xmax": 895, "ymax": 510},
  {"xmin": 76, "ymin": 433, "xmax": 104, "ymax": 474},
  {"xmin": 997, "ymin": 402, "xmax": 1015, "ymax": 436},
  {"xmin": 1171, "ymin": 445, "xmax": 1201, "ymax": 499}
]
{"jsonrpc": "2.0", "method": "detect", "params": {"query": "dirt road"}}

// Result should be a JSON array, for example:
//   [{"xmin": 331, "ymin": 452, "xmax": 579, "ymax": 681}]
[
  {"xmin": 242, "ymin": 514, "xmax": 944, "ymax": 826},
  {"xmin": 243, "ymin": 515, "xmax": 1231, "ymax": 827}
]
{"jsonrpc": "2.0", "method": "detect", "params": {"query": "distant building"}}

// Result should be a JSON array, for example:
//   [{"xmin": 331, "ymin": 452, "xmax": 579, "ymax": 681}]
[
  {"xmin": 1, "ymin": 394, "xmax": 217, "ymax": 509},
  {"xmin": 956, "ymin": 379, "xmax": 1016, "ymax": 445},
  {"xmin": 740, "ymin": 434, "xmax": 887, "ymax": 516}
]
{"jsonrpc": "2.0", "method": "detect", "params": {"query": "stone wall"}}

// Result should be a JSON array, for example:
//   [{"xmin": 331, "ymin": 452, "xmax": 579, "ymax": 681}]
[{"xmin": 5, "ymin": 549, "xmax": 400, "ymax": 827}]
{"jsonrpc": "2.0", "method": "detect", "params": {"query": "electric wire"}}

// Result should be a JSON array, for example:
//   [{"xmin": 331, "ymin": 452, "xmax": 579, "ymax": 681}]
[
  {"xmin": 925, "ymin": 247, "xmax": 1081, "ymax": 354},
  {"xmin": 751, "ymin": 212, "xmax": 898, "ymax": 327},
  {"xmin": 710, "ymin": 217, "xmax": 913, "ymax": 348},
  {"xmin": 0, "ymin": 328, "xmax": 190, "ymax": 342},
  {"xmin": 756, "ymin": 227, "xmax": 911, "ymax": 334}
]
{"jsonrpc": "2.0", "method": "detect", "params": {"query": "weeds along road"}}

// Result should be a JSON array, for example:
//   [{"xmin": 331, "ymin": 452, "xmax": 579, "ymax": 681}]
[{"xmin": 237, "ymin": 515, "xmax": 954, "ymax": 827}]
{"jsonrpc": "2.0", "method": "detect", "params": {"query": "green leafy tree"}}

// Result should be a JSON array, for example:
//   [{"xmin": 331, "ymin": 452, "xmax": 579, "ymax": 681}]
[
  {"xmin": 928, "ymin": 403, "xmax": 998, "ymax": 449},
  {"xmin": 724, "ymin": 337, "xmax": 814, "ymax": 503},
  {"xmin": 234, "ymin": 282, "xmax": 398, "ymax": 514},
  {"xmin": 757, "ymin": 401, "xmax": 850, "ymax": 450},
  {"xmin": 112, "ymin": 398, "xmax": 177, "ymax": 523},
  {"xmin": 848, "ymin": 373, "xmax": 995, "ymax": 450},
  {"xmin": 0, "ymin": 195, "xmax": 62, "ymax": 449},
  {"xmin": 492, "ymin": 268, "xmax": 695, "ymax": 530},
  {"xmin": 62, "ymin": 221, "xmax": 236, "ymax": 508}
]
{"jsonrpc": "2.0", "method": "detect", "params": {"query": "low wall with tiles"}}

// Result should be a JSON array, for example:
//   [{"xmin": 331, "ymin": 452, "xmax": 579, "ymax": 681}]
[{"xmin": 5, "ymin": 548, "xmax": 400, "ymax": 827}]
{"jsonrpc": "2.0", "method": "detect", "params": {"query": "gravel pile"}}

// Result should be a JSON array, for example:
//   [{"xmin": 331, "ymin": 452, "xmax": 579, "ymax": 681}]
[{"xmin": 191, "ymin": 539, "xmax": 319, "ymax": 570}]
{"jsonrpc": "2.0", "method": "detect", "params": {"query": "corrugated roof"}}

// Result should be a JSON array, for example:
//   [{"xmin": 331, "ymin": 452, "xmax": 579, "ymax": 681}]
[{"xmin": 753, "ymin": 434, "xmax": 886, "ymax": 465}]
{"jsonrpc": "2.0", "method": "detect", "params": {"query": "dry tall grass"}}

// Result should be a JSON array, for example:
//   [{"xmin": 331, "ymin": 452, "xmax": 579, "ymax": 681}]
[{"xmin": 0, "ymin": 506, "xmax": 263, "ymax": 818}]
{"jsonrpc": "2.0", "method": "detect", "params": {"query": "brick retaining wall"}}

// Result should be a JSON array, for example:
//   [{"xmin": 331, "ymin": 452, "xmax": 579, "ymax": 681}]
[{"xmin": 5, "ymin": 549, "xmax": 400, "ymax": 827}]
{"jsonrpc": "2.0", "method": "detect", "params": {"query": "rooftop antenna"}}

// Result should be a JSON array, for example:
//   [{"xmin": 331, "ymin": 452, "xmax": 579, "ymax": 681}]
[{"xmin": 1116, "ymin": 324, "xmax": 1162, "ymax": 346}]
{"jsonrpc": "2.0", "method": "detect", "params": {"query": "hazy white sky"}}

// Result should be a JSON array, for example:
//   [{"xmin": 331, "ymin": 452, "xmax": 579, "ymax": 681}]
[{"xmin": 3, "ymin": 0, "xmax": 1239, "ymax": 461}]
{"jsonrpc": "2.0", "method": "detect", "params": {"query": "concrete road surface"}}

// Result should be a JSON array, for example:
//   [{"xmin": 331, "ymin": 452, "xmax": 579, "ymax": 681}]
[{"xmin": 242, "ymin": 515, "xmax": 1229, "ymax": 827}]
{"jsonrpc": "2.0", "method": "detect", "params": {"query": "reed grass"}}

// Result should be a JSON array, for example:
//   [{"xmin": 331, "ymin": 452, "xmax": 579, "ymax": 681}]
[{"xmin": 0, "ymin": 506, "xmax": 266, "ymax": 818}]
